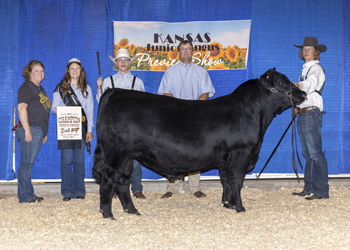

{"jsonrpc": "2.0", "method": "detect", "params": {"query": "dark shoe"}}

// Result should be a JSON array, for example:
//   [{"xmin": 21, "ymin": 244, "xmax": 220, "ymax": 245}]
[
  {"xmin": 24, "ymin": 198, "xmax": 36, "ymax": 203},
  {"xmin": 24, "ymin": 197, "xmax": 43, "ymax": 203},
  {"xmin": 193, "ymin": 191, "xmax": 207, "ymax": 198},
  {"xmin": 161, "ymin": 192, "xmax": 173, "ymax": 199},
  {"xmin": 35, "ymin": 196, "xmax": 44, "ymax": 202},
  {"xmin": 292, "ymin": 191, "xmax": 309, "ymax": 197},
  {"xmin": 305, "ymin": 194, "xmax": 328, "ymax": 200},
  {"xmin": 63, "ymin": 197, "xmax": 71, "ymax": 201},
  {"xmin": 134, "ymin": 192, "xmax": 146, "ymax": 199},
  {"xmin": 76, "ymin": 195, "xmax": 85, "ymax": 199}
]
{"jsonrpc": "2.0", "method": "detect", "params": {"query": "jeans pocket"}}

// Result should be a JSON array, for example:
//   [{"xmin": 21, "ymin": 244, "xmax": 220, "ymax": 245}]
[
  {"xmin": 15, "ymin": 127, "xmax": 24, "ymax": 142},
  {"xmin": 316, "ymin": 112, "xmax": 323, "ymax": 127}
]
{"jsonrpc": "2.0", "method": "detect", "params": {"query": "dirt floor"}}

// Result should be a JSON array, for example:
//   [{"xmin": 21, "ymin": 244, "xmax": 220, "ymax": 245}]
[{"xmin": 1, "ymin": 179, "xmax": 350, "ymax": 249}]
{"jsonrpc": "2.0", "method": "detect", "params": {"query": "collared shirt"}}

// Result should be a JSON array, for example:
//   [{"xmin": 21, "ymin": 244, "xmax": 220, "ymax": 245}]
[
  {"xmin": 158, "ymin": 61, "xmax": 215, "ymax": 100},
  {"xmin": 51, "ymin": 84, "xmax": 94, "ymax": 132},
  {"xmin": 96, "ymin": 71, "xmax": 145, "ymax": 103},
  {"xmin": 297, "ymin": 60, "xmax": 325, "ymax": 111}
]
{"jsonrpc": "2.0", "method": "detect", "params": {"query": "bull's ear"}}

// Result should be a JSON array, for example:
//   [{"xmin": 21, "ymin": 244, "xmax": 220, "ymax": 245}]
[{"xmin": 259, "ymin": 69, "xmax": 274, "ymax": 89}]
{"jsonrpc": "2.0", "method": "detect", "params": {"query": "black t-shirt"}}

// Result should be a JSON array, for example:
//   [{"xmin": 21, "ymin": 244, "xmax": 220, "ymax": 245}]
[{"xmin": 17, "ymin": 81, "xmax": 51, "ymax": 136}]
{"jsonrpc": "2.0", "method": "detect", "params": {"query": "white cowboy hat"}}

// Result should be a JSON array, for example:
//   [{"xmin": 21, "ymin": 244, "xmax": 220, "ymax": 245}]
[{"xmin": 108, "ymin": 48, "xmax": 137, "ymax": 63}]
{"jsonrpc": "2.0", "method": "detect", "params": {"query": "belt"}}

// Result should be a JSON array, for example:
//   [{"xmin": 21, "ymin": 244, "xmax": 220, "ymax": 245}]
[{"xmin": 299, "ymin": 106, "xmax": 318, "ymax": 114}]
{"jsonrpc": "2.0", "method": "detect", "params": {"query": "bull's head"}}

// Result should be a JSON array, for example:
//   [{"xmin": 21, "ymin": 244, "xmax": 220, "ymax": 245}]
[{"xmin": 259, "ymin": 68, "xmax": 306, "ymax": 106}]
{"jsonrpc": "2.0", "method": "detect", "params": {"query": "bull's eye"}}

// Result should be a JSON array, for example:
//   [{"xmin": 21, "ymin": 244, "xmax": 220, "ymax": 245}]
[{"xmin": 278, "ymin": 82, "xmax": 283, "ymax": 86}]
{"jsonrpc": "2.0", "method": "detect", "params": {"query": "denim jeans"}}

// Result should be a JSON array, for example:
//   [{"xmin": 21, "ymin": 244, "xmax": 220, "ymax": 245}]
[
  {"xmin": 297, "ymin": 108, "xmax": 329, "ymax": 198},
  {"xmin": 130, "ymin": 160, "xmax": 143, "ymax": 194},
  {"xmin": 60, "ymin": 142, "xmax": 86, "ymax": 198},
  {"xmin": 16, "ymin": 126, "xmax": 43, "ymax": 203}
]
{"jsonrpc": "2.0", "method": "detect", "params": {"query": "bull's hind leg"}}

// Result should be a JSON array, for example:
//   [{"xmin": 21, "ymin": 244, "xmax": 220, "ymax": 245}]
[
  {"xmin": 100, "ymin": 176, "xmax": 118, "ymax": 219},
  {"xmin": 227, "ymin": 170, "xmax": 246, "ymax": 213},
  {"xmin": 116, "ymin": 174, "xmax": 140, "ymax": 215},
  {"xmin": 222, "ymin": 160, "xmax": 246, "ymax": 213},
  {"xmin": 219, "ymin": 167, "xmax": 232, "ymax": 206}
]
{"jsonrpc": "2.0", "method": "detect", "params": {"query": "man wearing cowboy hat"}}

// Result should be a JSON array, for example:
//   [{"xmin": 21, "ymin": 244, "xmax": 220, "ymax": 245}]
[
  {"xmin": 292, "ymin": 36, "xmax": 329, "ymax": 200},
  {"xmin": 96, "ymin": 48, "xmax": 146, "ymax": 199}
]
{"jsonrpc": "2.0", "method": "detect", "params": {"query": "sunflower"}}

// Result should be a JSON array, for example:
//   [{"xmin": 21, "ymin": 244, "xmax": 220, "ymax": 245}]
[
  {"xmin": 208, "ymin": 42, "xmax": 224, "ymax": 60},
  {"xmin": 240, "ymin": 48, "xmax": 247, "ymax": 60},
  {"xmin": 154, "ymin": 51, "xmax": 162, "ymax": 56},
  {"xmin": 168, "ymin": 50, "xmax": 179, "ymax": 61},
  {"xmin": 225, "ymin": 45, "xmax": 240, "ymax": 63},
  {"xmin": 114, "ymin": 44, "xmax": 118, "ymax": 57},
  {"xmin": 117, "ymin": 38, "xmax": 129, "ymax": 48},
  {"xmin": 128, "ymin": 44, "xmax": 136, "ymax": 56},
  {"xmin": 208, "ymin": 63, "xmax": 229, "ymax": 70},
  {"xmin": 161, "ymin": 50, "xmax": 169, "ymax": 55}
]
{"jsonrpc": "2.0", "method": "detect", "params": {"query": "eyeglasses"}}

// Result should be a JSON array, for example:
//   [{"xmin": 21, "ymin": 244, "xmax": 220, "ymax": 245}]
[
  {"xmin": 116, "ymin": 58, "xmax": 130, "ymax": 63},
  {"xmin": 179, "ymin": 48, "xmax": 192, "ymax": 52}
]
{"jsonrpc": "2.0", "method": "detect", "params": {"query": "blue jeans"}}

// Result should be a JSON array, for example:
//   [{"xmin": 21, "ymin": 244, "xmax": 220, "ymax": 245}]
[
  {"xmin": 297, "ymin": 108, "xmax": 329, "ymax": 198},
  {"xmin": 16, "ymin": 126, "xmax": 43, "ymax": 203},
  {"xmin": 60, "ymin": 142, "xmax": 86, "ymax": 198},
  {"xmin": 130, "ymin": 160, "xmax": 143, "ymax": 194}
]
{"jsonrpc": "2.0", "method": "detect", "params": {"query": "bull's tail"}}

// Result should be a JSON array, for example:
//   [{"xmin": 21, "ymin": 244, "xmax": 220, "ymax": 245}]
[{"xmin": 92, "ymin": 141, "xmax": 105, "ymax": 184}]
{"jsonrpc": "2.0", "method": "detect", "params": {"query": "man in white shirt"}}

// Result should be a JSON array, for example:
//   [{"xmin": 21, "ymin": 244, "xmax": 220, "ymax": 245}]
[
  {"xmin": 96, "ymin": 48, "xmax": 146, "ymax": 199},
  {"xmin": 158, "ymin": 40, "xmax": 215, "ymax": 198}
]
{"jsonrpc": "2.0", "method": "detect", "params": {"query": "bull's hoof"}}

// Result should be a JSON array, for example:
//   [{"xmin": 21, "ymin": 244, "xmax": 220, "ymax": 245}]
[
  {"xmin": 223, "ymin": 204, "xmax": 235, "ymax": 210},
  {"xmin": 99, "ymin": 209, "xmax": 103, "ymax": 214},
  {"xmin": 236, "ymin": 207, "xmax": 246, "ymax": 213},
  {"xmin": 224, "ymin": 202, "xmax": 236, "ymax": 209},
  {"xmin": 102, "ymin": 212, "xmax": 114, "ymax": 219},
  {"xmin": 102, "ymin": 216, "xmax": 116, "ymax": 220},
  {"xmin": 124, "ymin": 208, "xmax": 141, "ymax": 215},
  {"xmin": 102, "ymin": 214, "xmax": 115, "ymax": 219}
]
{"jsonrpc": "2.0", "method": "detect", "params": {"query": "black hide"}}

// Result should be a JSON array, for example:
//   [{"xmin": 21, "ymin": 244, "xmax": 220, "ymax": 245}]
[{"xmin": 93, "ymin": 68, "xmax": 306, "ymax": 219}]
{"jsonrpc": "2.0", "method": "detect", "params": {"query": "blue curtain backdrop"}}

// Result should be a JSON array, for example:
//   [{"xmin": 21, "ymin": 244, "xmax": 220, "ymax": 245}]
[
  {"xmin": 250, "ymin": 0, "xmax": 342, "ymax": 176},
  {"xmin": 340, "ymin": 0, "xmax": 350, "ymax": 172},
  {"xmin": 0, "ymin": 0, "xmax": 348, "ymax": 181}
]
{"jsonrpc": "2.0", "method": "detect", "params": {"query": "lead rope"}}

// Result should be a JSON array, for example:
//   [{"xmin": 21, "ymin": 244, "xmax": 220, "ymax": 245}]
[
  {"xmin": 256, "ymin": 116, "xmax": 294, "ymax": 179},
  {"xmin": 291, "ymin": 109, "xmax": 304, "ymax": 183},
  {"xmin": 291, "ymin": 110, "xmax": 300, "ymax": 182},
  {"xmin": 257, "ymin": 95, "xmax": 303, "ymax": 181},
  {"xmin": 294, "ymin": 115, "xmax": 304, "ymax": 171}
]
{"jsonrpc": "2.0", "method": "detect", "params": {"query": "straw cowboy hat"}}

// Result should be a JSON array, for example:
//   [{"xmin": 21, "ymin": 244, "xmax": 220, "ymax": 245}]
[
  {"xmin": 294, "ymin": 36, "xmax": 327, "ymax": 52},
  {"xmin": 108, "ymin": 48, "xmax": 137, "ymax": 63}
]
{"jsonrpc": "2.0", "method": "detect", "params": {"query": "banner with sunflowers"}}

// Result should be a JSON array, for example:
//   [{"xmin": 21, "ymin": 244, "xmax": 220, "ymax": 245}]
[{"xmin": 113, "ymin": 20, "xmax": 251, "ymax": 71}]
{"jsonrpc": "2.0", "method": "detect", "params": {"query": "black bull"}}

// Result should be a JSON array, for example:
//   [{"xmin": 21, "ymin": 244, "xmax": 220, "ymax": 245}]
[{"xmin": 92, "ymin": 68, "xmax": 306, "ymax": 219}]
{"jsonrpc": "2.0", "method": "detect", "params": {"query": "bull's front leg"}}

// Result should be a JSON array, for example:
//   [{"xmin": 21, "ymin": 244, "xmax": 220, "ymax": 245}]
[{"xmin": 100, "ymin": 176, "xmax": 118, "ymax": 219}]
